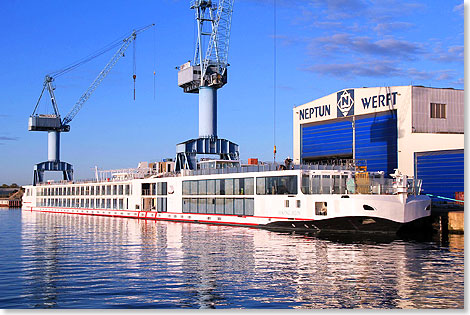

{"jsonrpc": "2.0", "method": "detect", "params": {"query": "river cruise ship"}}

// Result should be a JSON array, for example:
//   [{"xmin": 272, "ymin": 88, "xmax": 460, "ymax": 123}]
[{"xmin": 22, "ymin": 160, "xmax": 431, "ymax": 234}]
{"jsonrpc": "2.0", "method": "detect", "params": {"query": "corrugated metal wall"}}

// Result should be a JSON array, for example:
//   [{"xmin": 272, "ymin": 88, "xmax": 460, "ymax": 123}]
[
  {"xmin": 301, "ymin": 120, "xmax": 352, "ymax": 159},
  {"xmin": 415, "ymin": 149, "xmax": 464, "ymax": 200},
  {"xmin": 355, "ymin": 111, "xmax": 397, "ymax": 175},
  {"xmin": 412, "ymin": 87, "xmax": 464, "ymax": 133},
  {"xmin": 301, "ymin": 111, "xmax": 397, "ymax": 175}
]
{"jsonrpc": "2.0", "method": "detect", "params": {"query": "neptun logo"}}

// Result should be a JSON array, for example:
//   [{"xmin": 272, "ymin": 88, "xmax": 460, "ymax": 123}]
[{"xmin": 337, "ymin": 89, "xmax": 354, "ymax": 117}]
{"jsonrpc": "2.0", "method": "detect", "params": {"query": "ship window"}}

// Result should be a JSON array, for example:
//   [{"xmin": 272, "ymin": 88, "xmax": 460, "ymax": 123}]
[
  {"xmin": 216, "ymin": 198, "xmax": 224, "ymax": 214},
  {"xmin": 113, "ymin": 185, "xmax": 117, "ymax": 195},
  {"xmin": 245, "ymin": 198, "xmax": 254, "ymax": 216},
  {"xmin": 256, "ymin": 178, "xmax": 265, "ymax": 195},
  {"xmin": 315, "ymin": 202, "xmax": 327, "ymax": 216},
  {"xmin": 106, "ymin": 186, "xmax": 111, "ymax": 195},
  {"xmin": 245, "ymin": 178, "xmax": 254, "ymax": 195},
  {"xmin": 190, "ymin": 198, "xmax": 198, "ymax": 213},
  {"xmin": 101, "ymin": 185, "xmax": 106, "ymax": 195},
  {"xmin": 225, "ymin": 179, "xmax": 234, "ymax": 195},
  {"xmin": 183, "ymin": 198, "xmax": 190, "ymax": 212},
  {"xmin": 256, "ymin": 176, "xmax": 298, "ymax": 195},
  {"xmin": 67, "ymin": 199, "xmax": 70, "ymax": 208},
  {"xmin": 85, "ymin": 186, "xmax": 90, "ymax": 196},
  {"xmin": 225, "ymin": 198, "xmax": 234, "ymax": 214},
  {"xmin": 81, "ymin": 187, "xmax": 85, "ymax": 196},
  {"xmin": 118, "ymin": 185, "xmax": 123, "ymax": 195},
  {"xmin": 106, "ymin": 199, "xmax": 111, "ymax": 209},
  {"xmin": 125, "ymin": 185, "xmax": 130, "ymax": 195},
  {"xmin": 157, "ymin": 182, "xmax": 167, "ymax": 195},
  {"xmin": 234, "ymin": 178, "xmax": 243, "ymax": 195},
  {"xmin": 297, "ymin": 200, "xmax": 301, "ymax": 208},
  {"xmin": 90, "ymin": 199, "xmax": 94, "ymax": 208},
  {"xmin": 285, "ymin": 200, "xmax": 289, "ymax": 208},
  {"xmin": 191, "ymin": 181, "xmax": 198, "ymax": 196},
  {"xmin": 183, "ymin": 181, "xmax": 191, "ymax": 195},
  {"xmin": 157, "ymin": 197, "xmax": 167, "ymax": 212},
  {"xmin": 207, "ymin": 198, "xmax": 215, "ymax": 214},
  {"xmin": 119, "ymin": 199, "xmax": 124, "ymax": 210},
  {"xmin": 234, "ymin": 199, "xmax": 244, "ymax": 215},
  {"xmin": 113, "ymin": 199, "xmax": 117, "ymax": 209},
  {"xmin": 216, "ymin": 179, "xmax": 225, "ymax": 195},
  {"xmin": 198, "ymin": 180, "xmax": 207, "ymax": 195},
  {"xmin": 85, "ymin": 199, "xmax": 89, "ymax": 208},
  {"xmin": 207, "ymin": 180, "xmax": 216, "ymax": 195},
  {"xmin": 80, "ymin": 199, "xmax": 84, "ymax": 208},
  {"xmin": 198, "ymin": 198, "xmax": 207, "ymax": 213}
]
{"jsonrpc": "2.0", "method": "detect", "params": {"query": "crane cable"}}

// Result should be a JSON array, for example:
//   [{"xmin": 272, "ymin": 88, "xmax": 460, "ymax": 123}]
[
  {"xmin": 273, "ymin": 0, "xmax": 277, "ymax": 164},
  {"xmin": 133, "ymin": 37, "xmax": 137, "ymax": 100},
  {"xmin": 153, "ymin": 26, "xmax": 156, "ymax": 101}
]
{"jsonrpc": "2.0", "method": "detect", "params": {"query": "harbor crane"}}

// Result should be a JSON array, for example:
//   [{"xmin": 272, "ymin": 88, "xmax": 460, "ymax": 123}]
[
  {"xmin": 29, "ymin": 24, "xmax": 155, "ymax": 185},
  {"xmin": 175, "ymin": 0, "xmax": 238, "ymax": 171}
]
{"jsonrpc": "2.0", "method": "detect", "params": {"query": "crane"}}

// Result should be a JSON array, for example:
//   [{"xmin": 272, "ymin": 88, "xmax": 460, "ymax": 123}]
[
  {"xmin": 29, "ymin": 24, "xmax": 155, "ymax": 185},
  {"xmin": 175, "ymin": 0, "xmax": 238, "ymax": 171}
]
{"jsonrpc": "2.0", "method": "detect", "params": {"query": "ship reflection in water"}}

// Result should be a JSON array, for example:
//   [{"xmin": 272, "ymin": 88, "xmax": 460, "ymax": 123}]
[{"xmin": 13, "ymin": 211, "xmax": 463, "ymax": 309}]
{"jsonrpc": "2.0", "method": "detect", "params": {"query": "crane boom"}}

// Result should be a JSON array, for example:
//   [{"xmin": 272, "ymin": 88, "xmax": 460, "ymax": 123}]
[
  {"xmin": 62, "ymin": 24, "xmax": 154, "ymax": 126},
  {"xmin": 201, "ymin": 0, "xmax": 234, "ymax": 85}
]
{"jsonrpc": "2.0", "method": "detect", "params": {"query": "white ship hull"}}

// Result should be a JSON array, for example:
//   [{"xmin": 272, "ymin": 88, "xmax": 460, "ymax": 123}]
[{"xmin": 22, "ymin": 168, "xmax": 431, "ymax": 234}]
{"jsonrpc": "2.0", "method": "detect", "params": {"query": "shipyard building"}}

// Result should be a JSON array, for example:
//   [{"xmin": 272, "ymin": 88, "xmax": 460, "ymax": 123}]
[{"xmin": 293, "ymin": 85, "xmax": 464, "ymax": 200}]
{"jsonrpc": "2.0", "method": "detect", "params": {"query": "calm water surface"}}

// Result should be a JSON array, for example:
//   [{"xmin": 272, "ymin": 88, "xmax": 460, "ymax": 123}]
[{"xmin": 0, "ymin": 208, "xmax": 464, "ymax": 309}]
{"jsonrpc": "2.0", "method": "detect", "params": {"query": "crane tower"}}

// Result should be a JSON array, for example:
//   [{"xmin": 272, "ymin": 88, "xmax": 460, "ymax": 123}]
[
  {"xmin": 29, "ymin": 25, "xmax": 154, "ymax": 185},
  {"xmin": 175, "ymin": 0, "xmax": 238, "ymax": 171}
]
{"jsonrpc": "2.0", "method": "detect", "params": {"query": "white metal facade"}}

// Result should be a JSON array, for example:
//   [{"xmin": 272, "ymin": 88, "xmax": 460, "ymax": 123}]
[{"xmin": 293, "ymin": 85, "xmax": 464, "ymax": 177}]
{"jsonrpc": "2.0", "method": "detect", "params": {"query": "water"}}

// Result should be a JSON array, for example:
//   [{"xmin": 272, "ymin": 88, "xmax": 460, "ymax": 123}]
[{"xmin": 0, "ymin": 208, "xmax": 464, "ymax": 309}]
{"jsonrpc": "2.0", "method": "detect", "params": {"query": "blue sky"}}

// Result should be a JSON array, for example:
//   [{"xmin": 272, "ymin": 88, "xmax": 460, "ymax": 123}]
[{"xmin": 0, "ymin": 0, "xmax": 464, "ymax": 185}]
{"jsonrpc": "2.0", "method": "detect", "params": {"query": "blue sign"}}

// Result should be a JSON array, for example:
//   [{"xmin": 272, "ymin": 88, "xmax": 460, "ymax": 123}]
[{"xmin": 337, "ymin": 89, "xmax": 354, "ymax": 117}]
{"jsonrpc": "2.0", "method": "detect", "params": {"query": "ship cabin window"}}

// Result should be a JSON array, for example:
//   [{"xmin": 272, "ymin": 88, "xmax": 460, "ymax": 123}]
[
  {"xmin": 113, "ymin": 199, "xmax": 117, "ymax": 210},
  {"xmin": 198, "ymin": 180, "xmax": 207, "ymax": 195},
  {"xmin": 85, "ymin": 186, "xmax": 90, "ymax": 195},
  {"xmin": 256, "ymin": 176, "xmax": 298, "ymax": 195},
  {"xmin": 106, "ymin": 186, "xmax": 111, "ymax": 195},
  {"xmin": 142, "ymin": 183, "xmax": 151, "ymax": 196},
  {"xmin": 101, "ymin": 185, "xmax": 106, "ymax": 195},
  {"xmin": 125, "ymin": 185, "xmax": 130, "ymax": 195},
  {"xmin": 90, "ymin": 199, "xmax": 94, "ymax": 208},
  {"xmin": 90, "ymin": 186, "xmax": 94, "ymax": 195},
  {"xmin": 80, "ymin": 187, "xmax": 85, "ymax": 196},
  {"xmin": 297, "ymin": 200, "xmax": 301, "ymax": 208},
  {"xmin": 191, "ymin": 181, "xmax": 198, "ymax": 195},
  {"xmin": 118, "ymin": 185, "xmax": 123, "ymax": 195},
  {"xmin": 182, "ymin": 178, "xmax": 254, "ymax": 196},
  {"xmin": 183, "ymin": 197, "xmax": 254, "ymax": 216},
  {"xmin": 95, "ymin": 186, "xmax": 100, "ymax": 195},
  {"xmin": 106, "ymin": 199, "xmax": 111, "ymax": 209},
  {"xmin": 285, "ymin": 200, "xmax": 289, "ymax": 208},
  {"xmin": 207, "ymin": 180, "xmax": 216, "ymax": 195},
  {"xmin": 157, "ymin": 182, "xmax": 167, "ymax": 195},
  {"xmin": 67, "ymin": 187, "xmax": 71, "ymax": 196},
  {"xmin": 80, "ymin": 199, "xmax": 84, "ymax": 208},
  {"xmin": 119, "ymin": 199, "xmax": 124, "ymax": 210},
  {"xmin": 183, "ymin": 181, "xmax": 191, "ymax": 195},
  {"xmin": 85, "ymin": 199, "xmax": 89, "ymax": 208},
  {"xmin": 112, "ymin": 185, "xmax": 117, "ymax": 195},
  {"xmin": 216, "ymin": 180, "xmax": 224, "ymax": 195}
]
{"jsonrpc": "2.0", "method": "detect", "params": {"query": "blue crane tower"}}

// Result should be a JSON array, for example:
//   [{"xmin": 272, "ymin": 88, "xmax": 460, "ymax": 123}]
[
  {"xmin": 29, "ymin": 24, "xmax": 154, "ymax": 185},
  {"xmin": 175, "ymin": 0, "xmax": 238, "ymax": 171}
]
